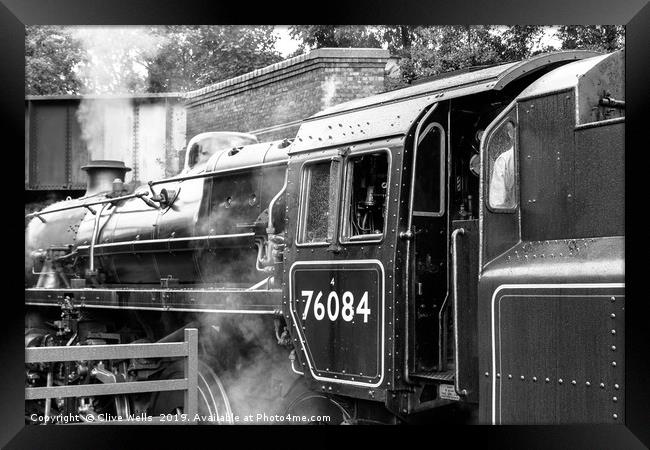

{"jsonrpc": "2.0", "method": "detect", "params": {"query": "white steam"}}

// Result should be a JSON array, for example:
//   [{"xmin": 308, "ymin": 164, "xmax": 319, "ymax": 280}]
[
  {"xmin": 69, "ymin": 26, "xmax": 169, "ymax": 183},
  {"xmin": 321, "ymin": 78, "xmax": 342, "ymax": 110},
  {"xmin": 70, "ymin": 26, "xmax": 162, "ymax": 95}
]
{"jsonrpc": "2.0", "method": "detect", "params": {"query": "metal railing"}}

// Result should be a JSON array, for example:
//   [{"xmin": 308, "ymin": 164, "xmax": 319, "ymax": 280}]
[{"xmin": 25, "ymin": 328, "xmax": 198, "ymax": 423}]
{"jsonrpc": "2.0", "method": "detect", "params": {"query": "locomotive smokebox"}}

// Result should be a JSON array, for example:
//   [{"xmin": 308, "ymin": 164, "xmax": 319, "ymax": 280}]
[{"xmin": 81, "ymin": 160, "xmax": 132, "ymax": 195}]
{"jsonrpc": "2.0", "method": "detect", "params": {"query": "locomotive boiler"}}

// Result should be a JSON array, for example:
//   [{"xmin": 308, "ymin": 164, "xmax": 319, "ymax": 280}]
[{"xmin": 24, "ymin": 49, "xmax": 625, "ymax": 424}]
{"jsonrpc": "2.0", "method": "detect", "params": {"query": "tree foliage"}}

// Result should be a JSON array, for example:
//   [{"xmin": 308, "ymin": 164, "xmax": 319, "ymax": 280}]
[
  {"xmin": 25, "ymin": 26, "xmax": 85, "ymax": 95},
  {"xmin": 26, "ymin": 25, "xmax": 283, "ymax": 95},
  {"xmin": 25, "ymin": 25, "xmax": 626, "ymax": 95},
  {"xmin": 289, "ymin": 25, "xmax": 625, "ymax": 89},
  {"xmin": 288, "ymin": 26, "xmax": 382, "ymax": 53},
  {"xmin": 557, "ymin": 25, "xmax": 625, "ymax": 52},
  {"xmin": 146, "ymin": 26, "xmax": 283, "ymax": 92}
]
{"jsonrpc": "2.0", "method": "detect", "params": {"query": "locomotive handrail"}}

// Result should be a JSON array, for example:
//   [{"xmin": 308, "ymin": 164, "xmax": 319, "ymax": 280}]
[
  {"xmin": 451, "ymin": 227, "xmax": 466, "ymax": 397},
  {"xmin": 148, "ymin": 159, "xmax": 288, "ymax": 187},
  {"xmin": 25, "ymin": 160, "xmax": 290, "ymax": 222},
  {"xmin": 25, "ymin": 191, "xmax": 154, "ymax": 221}
]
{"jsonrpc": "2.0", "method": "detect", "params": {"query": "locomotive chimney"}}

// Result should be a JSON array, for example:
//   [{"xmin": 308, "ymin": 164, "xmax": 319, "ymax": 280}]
[{"xmin": 81, "ymin": 160, "xmax": 132, "ymax": 195}]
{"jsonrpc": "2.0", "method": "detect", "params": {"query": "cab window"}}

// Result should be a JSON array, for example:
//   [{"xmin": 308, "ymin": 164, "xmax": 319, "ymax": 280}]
[
  {"xmin": 413, "ymin": 123, "xmax": 444, "ymax": 216},
  {"xmin": 298, "ymin": 159, "xmax": 341, "ymax": 244},
  {"xmin": 487, "ymin": 120, "xmax": 517, "ymax": 211},
  {"xmin": 341, "ymin": 151, "xmax": 389, "ymax": 241}
]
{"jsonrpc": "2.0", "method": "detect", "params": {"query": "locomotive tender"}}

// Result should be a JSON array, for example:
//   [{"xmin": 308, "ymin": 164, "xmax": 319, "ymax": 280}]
[{"xmin": 25, "ymin": 50, "xmax": 625, "ymax": 424}]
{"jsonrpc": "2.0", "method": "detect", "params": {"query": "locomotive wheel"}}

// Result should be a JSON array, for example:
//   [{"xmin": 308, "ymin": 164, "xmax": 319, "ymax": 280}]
[
  {"xmin": 281, "ymin": 379, "xmax": 352, "ymax": 425},
  {"xmin": 150, "ymin": 359, "xmax": 233, "ymax": 424}
]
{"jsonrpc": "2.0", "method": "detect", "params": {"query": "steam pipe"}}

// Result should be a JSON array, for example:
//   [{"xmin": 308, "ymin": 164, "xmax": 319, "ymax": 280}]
[
  {"xmin": 255, "ymin": 240, "xmax": 268, "ymax": 272},
  {"xmin": 266, "ymin": 171, "xmax": 288, "ymax": 234},
  {"xmin": 89, "ymin": 204, "xmax": 108, "ymax": 273}
]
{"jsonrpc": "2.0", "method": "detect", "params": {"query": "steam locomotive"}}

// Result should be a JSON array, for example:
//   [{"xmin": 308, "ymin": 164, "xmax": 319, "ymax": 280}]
[{"xmin": 25, "ymin": 49, "xmax": 625, "ymax": 424}]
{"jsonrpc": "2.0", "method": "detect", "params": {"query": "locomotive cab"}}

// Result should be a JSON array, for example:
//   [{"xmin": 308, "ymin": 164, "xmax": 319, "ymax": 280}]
[{"xmin": 283, "ymin": 50, "xmax": 622, "ymax": 421}]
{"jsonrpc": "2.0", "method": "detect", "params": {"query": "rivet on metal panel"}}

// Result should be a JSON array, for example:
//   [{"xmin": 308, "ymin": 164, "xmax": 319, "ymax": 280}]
[
  {"xmin": 611, "ymin": 345, "xmax": 616, "ymax": 351},
  {"xmin": 611, "ymin": 361, "xmax": 617, "ymax": 367},
  {"xmin": 611, "ymin": 296, "xmax": 616, "ymax": 302},
  {"xmin": 558, "ymin": 379, "xmax": 563, "ymax": 384},
  {"xmin": 586, "ymin": 381, "xmax": 591, "ymax": 387},
  {"xmin": 613, "ymin": 414, "xmax": 618, "ymax": 419},
  {"xmin": 508, "ymin": 374, "xmax": 512, "ymax": 379},
  {"xmin": 571, "ymin": 380, "xmax": 576, "ymax": 385},
  {"xmin": 613, "ymin": 397, "xmax": 618, "ymax": 402},
  {"xmin": 600, "ymin": 383, "xmax": 605, "ymax": 389},
  {"xmin": 614, "ymin": 384, "xmax": 620, "ymax": 390},
  {"xmin": 610, "ymin": 313, "xmax": 616, "ymax": 319},
  {"xmin": 545, "ymin": 378, "xmax": 550, "ymax": 383},
  {"xmin": 496, "ymin": 373, "xmax": 501, "ymax": 378},
  {"xmin": 611, "ymin": 329, "xmax": 616, "ymax": 335},
  {"xmin": 520, "ymin": 375, "xmax": 525, "ymax": 380}
]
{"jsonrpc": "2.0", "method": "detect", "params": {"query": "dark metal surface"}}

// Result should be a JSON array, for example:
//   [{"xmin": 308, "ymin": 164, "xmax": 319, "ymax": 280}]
[
  {"xmin": 477, "ymin": 236, "xmax": 625, "ymax": 424},
  {"xmin": 282, "ymin": 137, "xmax": 406, "ymax": 402},
  {"xmin": 519, "ymin": 91, "xmax": 577, "ymax": 241},
  {"xmin": 451, "ymin": 219, "xmax": 479, "ymax": 402},
  {"xmin": 492, "ymin": 287, "xmax": 624, "ymax": 424},
  {"xmin": 290, "ymin": 261, "xmax": 384, "ymax": 386}
]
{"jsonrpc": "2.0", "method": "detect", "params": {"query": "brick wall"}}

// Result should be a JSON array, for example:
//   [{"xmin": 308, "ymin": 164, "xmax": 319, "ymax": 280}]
[{"xmin": 184, "ymin": 48, "xmax": 390, "ymax": 143}]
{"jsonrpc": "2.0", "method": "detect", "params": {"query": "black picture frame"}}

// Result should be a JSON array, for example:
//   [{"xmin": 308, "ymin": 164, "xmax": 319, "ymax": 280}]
[{"xmin": 3, "ymin": 1, "xmax": 648, "ymax": 447}]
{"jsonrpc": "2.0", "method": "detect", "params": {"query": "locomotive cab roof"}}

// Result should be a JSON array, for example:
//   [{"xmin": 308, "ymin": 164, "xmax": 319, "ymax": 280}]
[{"xmin": 291, "ymin": 50, "xmax": 601, "ymax": 154}]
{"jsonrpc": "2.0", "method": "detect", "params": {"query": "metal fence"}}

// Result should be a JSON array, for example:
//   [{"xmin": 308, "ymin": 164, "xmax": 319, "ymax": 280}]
[{"xmin": 25, "ymin": 328, "xmax": 198, "ymax": 423}]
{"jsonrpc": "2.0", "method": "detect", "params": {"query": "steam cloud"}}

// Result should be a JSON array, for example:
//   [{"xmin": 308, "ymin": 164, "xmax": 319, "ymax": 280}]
[
  {"xmin": 197, "ymin": 313, "xmax": 300, "ymax": 423},
  {"xmin": 69, "ymin": 27, "xmax": 169, "ymax": 182}
]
